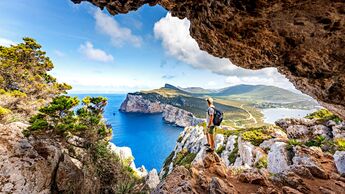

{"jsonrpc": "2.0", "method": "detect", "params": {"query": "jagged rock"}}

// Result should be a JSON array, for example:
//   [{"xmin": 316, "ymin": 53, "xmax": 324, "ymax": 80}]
[
  {"xmin": 282, "ymin": 186, "xmax": 303, "ymax": 194},
  {"xmin": 332, "ymin": 123, "xmax": 345, "ymax": 139},
  {"xmin": 274, "ymin": 172, "xmax": 310, "ymax": 193},
  {"xmin": 319, "ymin": 186, "xmax": 336, "ymax": 194},
  {"xmin": 215, "ymin": 134, "xmax": 224, "ymax": 150},
  {"xmin": 286, "ymin": 125, "xmax": 310, "ymax": 139},
  {"xmin": 292, "ymin": 146, "xmax": 329, "ymax": 179},
  {"xmin": 288, "ymin": 165, "xmax": 314, "ymax": 179},
  {"xmin": 238, "ymin": 170, "xmax": 269, "ymax": 186},
  {"xmin": 146, "ymin": 169, "xmax": 160, "ymax": 189},
  {"xmin": 108, "ymin": 142, "xmax": 148, "ymax": 177},
  {"xmin": 259, "ymin": 138, "xmax": 287, "ymax": 151},
  {"xmin": 235, "ymin": 137, "xmax": 254, "ymax": 168},
  {"xmin": 221, "ymin": 135, "xmax": 237, "ymax": 167},
  {"xmin": 268, "ymin": 142, "xmax": 290, "ymax": 174},
  {"xmin": 310, "ymin": 125, "xmax": 332, "ymax": 139},
  {"xmin": 66, "ymin": 135, "xmax": 86, "ymax": 147},
  {"xmin": 333, "ymin": 151, "xmax": 345, "ymax": 176},
  {"xmin": 209, "ymin": 177, "xmax": 237, "ymax": 194}
]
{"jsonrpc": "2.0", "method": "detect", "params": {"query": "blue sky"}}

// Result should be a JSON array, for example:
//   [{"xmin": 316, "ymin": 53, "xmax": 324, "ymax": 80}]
[{"xmin": 0, "ymin": 0, "xmax": 297, "ymax": 93}]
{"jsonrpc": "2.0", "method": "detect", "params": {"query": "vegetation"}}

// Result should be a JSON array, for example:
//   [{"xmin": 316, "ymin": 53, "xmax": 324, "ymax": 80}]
[
  {"xmin": 228, "ymin": 138, "xmax": 239, "ymax": 165},
  {"xmin": 241, "ymin": 129, "xmax": 272, "ymax": 146},
  {"xmin": 216, "ymin": 145, "xmax": 225, "ymax": 155},
  {"xmin": 0, "ymin": 38, "xmax": 147, "ymax": 193},
  {"xmin": 287, "ymin": 139, "xmax": 302, "ymax": 149},
  {"xmin": 335, "ymin": 139, "xmax": 345, "ymax": 151},
  {"xmin": 0, "ymin": 38, "xmax": 71, "ymax": 122},
  {"xmin": 305, "ymin": 135, "xmax": 326, "ymax": 147},
  {"xmin": 255, "ymin": 156, "xmax": 268, "ymax": 169},
  {"xmin": 305, "ymin": 109, "xmax": 342, "ymax": 123}
]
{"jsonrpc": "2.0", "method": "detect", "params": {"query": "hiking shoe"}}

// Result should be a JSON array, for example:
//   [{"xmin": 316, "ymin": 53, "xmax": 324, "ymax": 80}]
[
  {"xmin": 206, "ymin": 148, "xmax": 214, "ymax": 152},
  {"xmin": 204, "ymin": 143, "xmax": 210, "ymax": 147}
]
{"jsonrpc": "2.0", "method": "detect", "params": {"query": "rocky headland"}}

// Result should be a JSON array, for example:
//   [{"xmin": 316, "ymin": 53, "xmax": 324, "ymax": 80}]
[{"xmin": 120, "ymin": 93, "xmax": 204, "ymax": 127}]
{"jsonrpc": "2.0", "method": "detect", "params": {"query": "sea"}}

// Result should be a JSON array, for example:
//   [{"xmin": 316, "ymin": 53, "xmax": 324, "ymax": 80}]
[
  {"xmin": 71, "ymin": 94, "xmax": 183, "ymax": 171},
  {"xmin": 70, "ymin": 94, "xmax": 316, "ymax": 171}
]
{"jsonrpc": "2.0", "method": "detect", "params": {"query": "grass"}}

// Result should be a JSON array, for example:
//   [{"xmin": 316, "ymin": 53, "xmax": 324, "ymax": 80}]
[
  {"xmin": 241, "ymin": 129, "xmax": 272, "ymax": 146},
  {"xmin": 305, "ymin": 135, "xmax": 326, "ymax": 147},
  {"xmin": 335, "ymin": 139, "xmax": 345, "ymax": 151}
]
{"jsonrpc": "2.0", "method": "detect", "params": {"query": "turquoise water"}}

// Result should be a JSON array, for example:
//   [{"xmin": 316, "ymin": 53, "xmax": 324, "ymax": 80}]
[{"xmin": 71, "ymin": 94, "xmax": 183, "ymax": 171}]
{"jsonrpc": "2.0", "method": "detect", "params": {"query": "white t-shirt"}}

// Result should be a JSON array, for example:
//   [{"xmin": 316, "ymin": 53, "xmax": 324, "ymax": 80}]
[{"xmin": 206, "ymin": 106, "xmax": 215, "ymax": 127}]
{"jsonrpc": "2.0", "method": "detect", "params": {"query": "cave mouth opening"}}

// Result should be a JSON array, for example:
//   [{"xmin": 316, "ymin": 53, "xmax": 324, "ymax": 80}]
[{"xmin": 71, "ymin": 0, "xmax": 345, "ymax": 119}]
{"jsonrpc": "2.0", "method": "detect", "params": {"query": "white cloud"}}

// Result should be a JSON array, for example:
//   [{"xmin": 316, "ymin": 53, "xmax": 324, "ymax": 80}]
[
  {"xmin": 94, "ymin": 9, "xmax": 142, "ymax": 47},
  {"xmin": 154, "ymin": 13, "xmax": 296, "ymax": 90},
  {"xmin": 0, "ymin": 37, "xmax": 16, "ymax": 47},
  {"xmin": 79, "ymin": 41, "xmax": 114, "ymax": 62}
]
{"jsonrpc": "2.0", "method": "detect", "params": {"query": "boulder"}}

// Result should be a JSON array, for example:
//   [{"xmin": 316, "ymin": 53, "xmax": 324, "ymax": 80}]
[
  {"xmin": 286, "ymin": 125, "xmax": 310, "ymax": 139},
  {"xmin": 310, "ymin": 125, "xmax": 332, "ymax": 139},
  {"xmin": 268, "ymin": 142, "xmax": 290, "ymax": 173},
  {"xmin": 333, "ymin": 151, "xmax": 345, "ymax": 176},
  {"xmin": 236, "ymin": 137, "xmax": 254, "ymax": 167},
  {"xmin": 215, "ymin": 134, "xmax": 224, "ymax": 150},
  {"xmin": 146, "ymin": 169, "xmax": 160, "ymax": 189},
  {"xmin": 221, "ymin": 135, "xmax": 237, "ymax": 167}
]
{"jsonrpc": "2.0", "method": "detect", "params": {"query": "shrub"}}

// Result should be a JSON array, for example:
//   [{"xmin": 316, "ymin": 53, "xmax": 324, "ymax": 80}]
[
  {"xmin": 335, "ymin": 139, "xmax": 345, "ymax": 151},
  {"xmin": 287, "ymin": 139, "xmax": 302, "ymax": 149},
  {"xmin": 0, "ymin": 106, "xmax": 11, "ymax": 117},
  {"xmin": 255, "ymin": 156, "xmax": 268, "ymax": 169},
  {"xmin": 216, "ymin": 145, "xmax": 225, "ymax": 155},
  {"xmin": 305, "ymin": 109, "xmax": 342, "ymax": 123},
  {"xmin": 305, "ymin": 135, "xmax": 326, "ymax": 147},
  {"xmin": 241, "ymin": 129, "xmax": 271, "ymax": 146},
  {"xmin": 174, "ymin": 149, "xmax": 197, "ymax": 168}
]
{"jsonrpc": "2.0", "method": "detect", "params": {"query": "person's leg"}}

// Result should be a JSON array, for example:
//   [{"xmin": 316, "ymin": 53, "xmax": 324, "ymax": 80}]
[{"xmin": 207, "ymin": 126, "xmax": 215, "ymax": 151}]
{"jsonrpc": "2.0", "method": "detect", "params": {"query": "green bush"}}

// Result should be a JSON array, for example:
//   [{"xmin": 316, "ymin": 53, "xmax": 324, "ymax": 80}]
[
  {"xmin": 0, "ymin": 106, "xmax": 11, "ymax": 117},
  {"xmin": 335, "ymin": 139, "xmax": 345, "ymax": 151},
  {"xmin": 287, "ymin": 139, "xmax": 302, "ymax": 149},
  {"xmin": 174, "ymin": 149, "xmax": 197, "ymax": 168},
  {"xmin": 255, "ymin": 156, "xmax": 268, "ymax": 169},
  {"xmin": 216, "ymin": 145, "xmax": 225, "ymax": 155},
  {"xmin": 241, "ymin": 129, "xmax": 271, "ymax": 146},
  {"xmin": 305, "ymin": 109, "xmax": 342, "ymax": 123},
  {"xmin": 305, "ymin": 135, "xmax": 326, "ymax": 147}
]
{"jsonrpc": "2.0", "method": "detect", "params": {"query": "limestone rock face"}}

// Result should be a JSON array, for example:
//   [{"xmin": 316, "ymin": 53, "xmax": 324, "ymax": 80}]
[
  {"xmin": 268, "ymin": 142, "xmax": 290, "ymax": 174},
  {"xmin": 146, "ymin": 169, "xmax": 160, "ymax": 189},
  {"xmin": 72, "ymin": 0, "xmax": 345, "ymax": 119},
  {"xmin": 0, "ymin": 122, "xmax": 96, "ymax": 193},
  {"xmin": 120, "ymin": 94, "xmax": 203, "ymax": 127},
  {"xmin": 333, "ymin": 151, "xmax": 345, "ymax": 176}
]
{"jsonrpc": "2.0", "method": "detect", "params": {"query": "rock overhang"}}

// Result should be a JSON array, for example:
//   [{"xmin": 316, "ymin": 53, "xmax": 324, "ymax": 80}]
[{"xmin": 72, "ymin": 0, "xmax": 345, "ymax": 119}]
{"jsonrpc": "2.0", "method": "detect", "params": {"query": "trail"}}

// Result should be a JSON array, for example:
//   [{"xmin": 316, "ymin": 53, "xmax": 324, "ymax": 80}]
[{"xmin": 240, "ymin": 104, "xmax": 257, "ymax": 124}]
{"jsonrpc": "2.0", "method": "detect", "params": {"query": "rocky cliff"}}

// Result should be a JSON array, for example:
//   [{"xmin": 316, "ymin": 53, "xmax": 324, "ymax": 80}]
[
  {"xmin": 120, "ymin": 93, "xmax": 204, "ymax": 127},
  {"xmin": 156, "ymin": 118, "xmax": 345, "ymax": 193},
  {"xmin": 0, "ymin": 122, "xmax": 159, "ymax": 193},
  {"xmin": 72, "ymin": 0, "xmax": 345, "ymax": 119}
]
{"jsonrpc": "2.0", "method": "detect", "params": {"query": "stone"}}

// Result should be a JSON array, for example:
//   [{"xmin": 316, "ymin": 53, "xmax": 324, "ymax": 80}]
[
  {"xmin": 310, "ymin": 125, "xmax": 332, "ymax": 139},
  {"xmin": 332, "ymin": 124, "xmax": 345, "ymax": 139},
  {"xmin": 215, "ymin": 134, "xmax": 224, "ymax": 150},
  {"xmin": 238, "ymin": 170, "xmax": 269, "ymax": 186},
  {"xmin": 319, "ymin": 186, "xmax": 336, "ymax": 194},
  {"xmin": 221, "ymin": 135, "xmax": 237, "ymax": 167},
  {"xmin": 268, "ymin": 142, "xmax": 290, "ymax": 174},
  {"xmin": 286, "ymin": 125, "xmax": 310, "ymax": 139},
  {"xmin": 282, "ymin": 186, "xmax": 303, "ymax": 194},
  {"xmin": 333, "ymin": 151, "xmax": 345, "ymax": 176},
  {"xmin": 237, "ymin": 137, "xmax": 254, "ymax": 167},
  {"xmin": 146, "ymin": 169, "xmax": 160, "ymax": 189}
]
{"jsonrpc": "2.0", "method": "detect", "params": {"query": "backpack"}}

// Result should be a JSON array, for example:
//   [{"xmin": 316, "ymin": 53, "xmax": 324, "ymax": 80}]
[{"xmin": 209, "ymin": 107, "xmax": 223, "ymax": 126}]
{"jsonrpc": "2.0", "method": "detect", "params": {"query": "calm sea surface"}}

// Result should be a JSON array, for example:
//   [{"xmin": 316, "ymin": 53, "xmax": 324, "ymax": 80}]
[
  {"xmin": 71, "ymin": 94, "xmax": 183, "ymax": 171},
  {"xmin": 262, "ymin": 108, "xmax": 316, "ymax": 124}
]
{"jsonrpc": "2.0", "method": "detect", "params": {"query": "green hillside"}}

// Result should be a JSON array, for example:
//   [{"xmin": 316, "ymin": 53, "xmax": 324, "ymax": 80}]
[{"xmin": 136, "ymin": 84, "xmax": 319, "ymax": 128}]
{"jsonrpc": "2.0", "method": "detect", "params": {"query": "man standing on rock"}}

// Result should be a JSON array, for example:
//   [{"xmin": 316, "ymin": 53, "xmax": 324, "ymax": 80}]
[{"xmin": 205, "ymin": 97, "xmax": 216, "ymax": 152}]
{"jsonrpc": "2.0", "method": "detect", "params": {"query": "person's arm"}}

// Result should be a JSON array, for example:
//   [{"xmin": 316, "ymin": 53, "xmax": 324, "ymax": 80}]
[{"xmin": 208, "ymin": 114, "xmax": 214, "ymax": 128}]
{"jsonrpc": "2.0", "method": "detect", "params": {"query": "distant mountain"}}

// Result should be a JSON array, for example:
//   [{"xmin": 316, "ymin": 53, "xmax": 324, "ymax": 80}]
[
  {"xmin": 180, "ymin": 87, "xmax": 214, "ymax": 94},
  {"xmin": 212, "ymin": 84, "xmax": 313, "ymax": 103}
]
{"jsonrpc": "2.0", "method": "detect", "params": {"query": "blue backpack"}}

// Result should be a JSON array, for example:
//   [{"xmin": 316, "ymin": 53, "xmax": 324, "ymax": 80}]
[{"xmin": 209, "ymin": 107, "xmax": 223, "ymax": 126}]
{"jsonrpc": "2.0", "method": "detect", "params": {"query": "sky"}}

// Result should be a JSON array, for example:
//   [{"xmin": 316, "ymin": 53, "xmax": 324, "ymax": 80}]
[{"xmin": 0, "ymin": 0, "xmax": 298, "ymax": 93}]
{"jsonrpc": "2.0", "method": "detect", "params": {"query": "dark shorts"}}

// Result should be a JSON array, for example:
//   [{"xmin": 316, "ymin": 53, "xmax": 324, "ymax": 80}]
[{"xmin": 208, "ymin": 126, "xmax": 215, "ymax": 134}]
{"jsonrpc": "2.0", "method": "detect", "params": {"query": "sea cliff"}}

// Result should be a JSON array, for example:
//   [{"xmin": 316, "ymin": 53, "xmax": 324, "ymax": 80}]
[{"xmin": 120, "ymin": 93, "xmax": 204, "ymax": 127}]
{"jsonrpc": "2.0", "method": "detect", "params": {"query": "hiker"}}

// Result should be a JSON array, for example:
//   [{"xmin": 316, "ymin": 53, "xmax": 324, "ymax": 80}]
[
  {"xmin": 205, "ymin": 97, "xmax": 223, "ymax": 152},
  {"xmin": 205, "ymin": 97, "xmax": 216, "ymax": 152}
]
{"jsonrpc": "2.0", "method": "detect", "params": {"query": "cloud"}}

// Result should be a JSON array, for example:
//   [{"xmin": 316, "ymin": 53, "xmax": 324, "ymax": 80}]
[
  {"xmin": 154, "ymin": 13, "xmax": 296, "ymax": 90},
  {"xmin": 162, "ymin": 74, "xmax": 176, "ymax": 79},
  {"xmin": 0, "ymin": 37, "xmax": 16, "ymax": 47},
  {"xmin": 94, "ymin": 9, "xmax": 142, "ymax": 47},
  {"xmin": 79, "ymin": 41, "xmax": 114, "ymax": 62}
]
